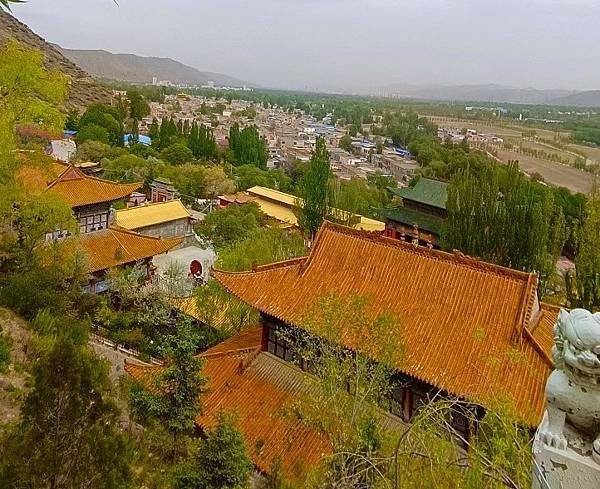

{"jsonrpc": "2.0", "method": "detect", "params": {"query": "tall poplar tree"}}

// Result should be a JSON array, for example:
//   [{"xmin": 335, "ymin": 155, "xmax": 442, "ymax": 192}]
[
  {"xmin": 573, "ymin": 184, "xmax": 600, "ymax": 311},
  {"xmin": 442, "ymin": 162, "xmax": 565, "ymax": 291},
  {"xmin": 296, "ymin": 137, "xmax": 331, "ymax": 239}
]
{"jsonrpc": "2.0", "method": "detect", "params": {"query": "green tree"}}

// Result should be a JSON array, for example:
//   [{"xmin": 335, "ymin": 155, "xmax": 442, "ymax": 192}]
[
  {"xmin": 339, "ymin": 134, "xmax": 353, "ymax": 152},
  {"xmin": 127, "ymin": 89, "xmax": 150, "ymax": 120},
  {"xmin": 233, "ymin": 164, "xmax": 291, "ymax": 192},
  {"xmin": 195, "ymin": 202, "xmax": 265, "ymax": 249},
  {"xmin": 0, "ymin": 327, "xmax": 133, "ymax": 489},
  {"xmin": 0, "ymin": 40, "xmax": 67, "ymax": 189},
  {"xmin": 78, "ymin": 123, "xmax": 110, "ymax": 144},
  {"xmin": 156, "ymin": 117, "xmax": 181, "ymax": 150},
  {"xmin": 572, "ymin": 185, "xmax": 600, "ymax": 311},
  {"xmin": 367, "ymin": 171, "xmax": 397, "ymax": 191},
  {"xmin": 279, "ymin": 293, "xmax": 404, "ymax": 488},
  {"xmin": 148, "ymin": 117, "xmax": 160, "ymax": 141},
  {"xmin": 216, "ymin": 227, "xmax": 306, "ymax": 272},
  {"xmin": 189, "ymin": 122, "xmax": 218, "ymax": 160},
  {"xmin": 161, "ymin": 142, "xmax": 194, "ymax": 165},
  {"xmin": 175, "ymin": 413, "xmax": 253, "ymax": 489},
  {"xmin": 296, "ymin": 137, "xmax": 331, "ymax": 238},
  {"xmin": 74, "ymin": 140, "xmax": 111, "ymax": 162},
  {"xmin": 329, "ymin": 177, "xmax": 391, "ymax": 220},
  {"xmin": 442, "ymin": 162, "xmax": 565, "ymax": 291},
  {"xmin": 130, "ymin": 320, "xmax": 207, "ymax": 460},
  {"xmin": 64, "ymin": 109, "xmax": 79, "ymax": 131},
  {"xmin": 79, "ymin": 104, "xmax": 124, "ymax": 146},
  {"xmin": 0, "ymin": 333, "xmax": 11, "ymax": 373},
  {"xmin": 229, "ymin": 124, "xmax": 268, "ymax": 169}
]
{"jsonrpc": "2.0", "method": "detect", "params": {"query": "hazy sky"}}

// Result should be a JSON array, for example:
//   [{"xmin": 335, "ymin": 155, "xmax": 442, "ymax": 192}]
[{"xmin": 10, "ymin": 0, "xmax": 600, "ymax": 91}]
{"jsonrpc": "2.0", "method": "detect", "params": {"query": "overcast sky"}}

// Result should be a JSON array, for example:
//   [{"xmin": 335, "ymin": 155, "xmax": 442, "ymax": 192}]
[{"xmin": 10, "ymin": 0, "xmax": 600, "ymax": 92}]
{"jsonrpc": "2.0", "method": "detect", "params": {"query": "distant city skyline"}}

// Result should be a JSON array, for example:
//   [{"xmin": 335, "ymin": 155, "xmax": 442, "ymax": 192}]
[{"xmin": 9, "ymin": 0, "xmax": 600, "ymax": 92}]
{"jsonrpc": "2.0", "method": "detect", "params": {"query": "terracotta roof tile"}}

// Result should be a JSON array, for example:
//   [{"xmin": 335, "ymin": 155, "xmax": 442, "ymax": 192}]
[
  {"xmin": 213, "ymin": 221, "xmax": 557, "ymax": 426},
  {"xmin": 46, "ymin": 165, "xmax": 142, "ymax": 207},
  {"xmin": 79, "ymin": 227, "xmax": 182, "ymax": 273},
  {"xmin": 125, "ymin": 328, "xmax": 330, "ymax": 480}
]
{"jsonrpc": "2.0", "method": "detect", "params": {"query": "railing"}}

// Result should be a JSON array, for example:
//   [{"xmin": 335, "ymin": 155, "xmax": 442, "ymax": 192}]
[{"xmin": 90, "ymin": 329, "xmax": 164, "ymax": 366}]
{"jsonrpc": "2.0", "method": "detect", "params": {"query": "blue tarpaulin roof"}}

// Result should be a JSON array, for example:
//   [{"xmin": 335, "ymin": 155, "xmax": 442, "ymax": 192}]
[{"xmin": 123, "ymin": 134, "xmax": 152, "ymax": 146}]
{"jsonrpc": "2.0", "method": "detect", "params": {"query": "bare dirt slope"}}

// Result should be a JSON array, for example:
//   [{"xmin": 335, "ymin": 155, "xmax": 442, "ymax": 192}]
[{"xmin": 0, "ymin": 10, "xmax": 112, "ymax": 110}]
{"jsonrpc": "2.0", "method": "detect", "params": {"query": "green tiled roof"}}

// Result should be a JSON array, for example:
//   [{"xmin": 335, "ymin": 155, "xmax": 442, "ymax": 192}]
[
  {"xmin": 376, "ymin": 206, "xmax": 443, "ymax": 235},
  {"xmin": 389, "ymin": 178, "xmax": 448, "ymax": 210}
]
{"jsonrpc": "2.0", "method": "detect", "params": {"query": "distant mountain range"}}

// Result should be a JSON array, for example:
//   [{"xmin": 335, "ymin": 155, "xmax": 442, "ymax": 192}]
[
  {"xmin": 379, "ymin": 83, "xmax": 600, "ymax": 107},
  {"xmin": 548, "ymin": 90, "xmax": 600, "ymax": 107},
  {"xmin": 0, "ymin": 11, "xmax": 112, "ymax": 109},
  {"xmin": 56, "ymin": 47, "xmax": 255, "ymax": 88}
]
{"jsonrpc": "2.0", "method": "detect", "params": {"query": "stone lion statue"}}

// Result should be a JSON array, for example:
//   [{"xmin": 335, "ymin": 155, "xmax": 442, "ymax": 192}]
[{"xmin": 540, "ymin": 308, "xmax": 600, "ymax": 463}]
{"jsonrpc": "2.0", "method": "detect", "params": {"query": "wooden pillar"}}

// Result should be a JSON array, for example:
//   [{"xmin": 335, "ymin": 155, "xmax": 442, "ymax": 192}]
[
  {"xmin": 390, "ymin": 226, "xmax": 397, "ymax": 240},
  {"xmin": 261, "ymin": 320, "xmax": 269, "ymax": 352},
  {"xmin": 402, "ymin": 388, "xmax": 413, "ymax": 423}
]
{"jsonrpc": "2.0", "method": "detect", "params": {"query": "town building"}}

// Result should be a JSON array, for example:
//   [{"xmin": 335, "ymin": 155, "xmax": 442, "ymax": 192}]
[
  {"xmin": 377, "ymin": 177, "xmax": 448, "ymax": 248},
  {"xmin": 48, "ymin": 138, "xmax": 77, "ymax": 163}
]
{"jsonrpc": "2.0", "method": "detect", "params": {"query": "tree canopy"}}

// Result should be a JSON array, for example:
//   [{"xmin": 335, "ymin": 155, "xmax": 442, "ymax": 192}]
[
  {"xmin": 296, "ymin": 137, "xmax": 331, "ymax": 238},
  {"xmin": 442, "ymin": 162, "xmax": 565, "ymax": 291},
  {"xmin": 229, "ymin": 123, "xmax": 268, "ymax": 169}
]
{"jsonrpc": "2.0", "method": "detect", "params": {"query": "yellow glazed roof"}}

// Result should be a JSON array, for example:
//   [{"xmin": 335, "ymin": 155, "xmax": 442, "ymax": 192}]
[
  {"xmin": 246, "ymin": 186, "xmax": 384, "ymax": 232},
  {"xmin": 115, "ymin": 200, "xmax": 191, "ymax": 230}
]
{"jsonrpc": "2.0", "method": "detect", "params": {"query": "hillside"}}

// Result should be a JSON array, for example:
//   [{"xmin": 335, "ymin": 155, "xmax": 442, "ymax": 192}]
[
  {"xmin": 380, "ymin": 83, "xmax": 577, "ymax": 105},
  {"xmin": 0, "ymin": 11, "xmax": 112, "ymax": 110},
  {"xmin": 549, "ymin": 90, "xmax": 600, "ymax": 107},
  {"xmin": 57, "ymin": 47, "xmax": 255, "ymax": 88}
]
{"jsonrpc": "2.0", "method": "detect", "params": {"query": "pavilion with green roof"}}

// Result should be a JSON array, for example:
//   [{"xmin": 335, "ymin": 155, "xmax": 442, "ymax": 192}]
[{"xmin": 377, "ymin": 177, "xmax": 448, "ymax": 248}]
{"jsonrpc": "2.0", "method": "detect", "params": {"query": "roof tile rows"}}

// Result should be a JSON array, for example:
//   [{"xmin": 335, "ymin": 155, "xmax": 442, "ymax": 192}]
[
  {"xmin": 125, "ymin": 328, "xmax": 330, "ymax": 480},
  {"xmin": 79, "ymin": 227, "xmax": 182, "ymax": 273},
  {"xmin": 390, "ymin": 178, "xmax": 448, "ymax": 210},
  {"xmin": 114, "ymin": 200, "xmax": 192, "ymax": 230},
  {"xmin": 213, "ymin": 222, "xmax": 557, "ymax": 426},
  {"xmin": 47, "ymin": 165, "xmax": 142, "ymax": 208},
  {"xmin": 376, "ymin": 206, "xmax": 444, "ymax": 235}
]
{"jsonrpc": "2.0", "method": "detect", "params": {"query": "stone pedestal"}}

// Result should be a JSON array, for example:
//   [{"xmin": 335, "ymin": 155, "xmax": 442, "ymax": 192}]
[{"xmin": 533, "ymin": 412, "xmax": 600, "ymax": 489}]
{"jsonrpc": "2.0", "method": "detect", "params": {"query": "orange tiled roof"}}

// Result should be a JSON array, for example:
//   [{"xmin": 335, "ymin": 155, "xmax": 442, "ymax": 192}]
[
  {"xmin": 213, "ymin": 221, "xmax": 558, "ymax": 426},
  {"xmin": 529, "ymin": 303, "xmax": 560, "ymax": 358},
  {"xmin": 79, "ymin": 227, "xmax": 182, "ymax": 273},
  {"xmin": 125, "ymin": 328, "xmax": 330, "ymax": 479},
  {"xmin": 18, "ymin": 161, "xmax": 142, "ymax": 207},
  {"xmin": 46, "ymin": 165, "xmax": 142, "ymax": 207}
]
